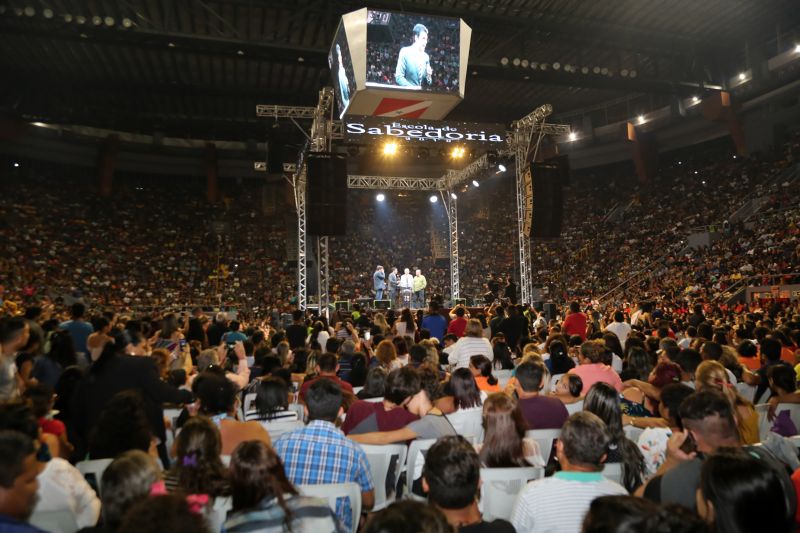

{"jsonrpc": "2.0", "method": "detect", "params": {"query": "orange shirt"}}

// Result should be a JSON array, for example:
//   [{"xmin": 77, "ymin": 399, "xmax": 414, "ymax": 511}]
[
  {"xmin": 781, "ymin": 347, "xmax": 797, "ymax": 365},
  {"xmin": 475, "ymin": 376, "xmax": 501, "ymax": 393},
  {"xmin": 739, "ymin": 356, "xmax": 761, "ymax": 372}
]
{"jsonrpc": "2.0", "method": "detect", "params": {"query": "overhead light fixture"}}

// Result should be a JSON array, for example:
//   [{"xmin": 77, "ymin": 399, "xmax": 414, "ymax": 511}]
[
  {"xmin": 383, "ymin": 142, "xmax": 398, "ymax": 156},
  {"xmin": 568, "ymin": 132, "xmax": 577, "ymax": 141},
  {"xmin": 592, "ymin": 66, "xmax": 601, "ymax": 74},
  {"xmin": 620, "ymin": 69, "xmax": 629, "ymax": 77},
  {"xmin": 122, "ymin": 17, "xmax": 133, "ymax": 28},
  {"xmin": 168, "ymin": 42, "xmax": 176, "ymax": 48},
  {"xmin": 553, "ymin": 62, "xmax": 561, "ymax": 70},
  {"xmin": 637, "ymin": 115, "xmax": 645, "ymax": 124},
  {"xmin": 472, "ymin": 180, "xmax": 480, "ymax": 187},
  {"xmin": 450, "ymin": 146, "xmax": 465, "ymax": 159},
  {"xmin": 738, "ymin": 72, "xmax": 746, "ymax": 81},
  {"xmin": 297, "ymin": 56, "xmax": 304, "ymax": 62},
  {"xmin": 24, "ymin": 6, "xmax": 35, "ymax": 16},
  {"xmin": 450, "ymin": 192, "xmax": 457, "ymax": 199},
  {"xmin": 498, "ymin": 164, "xmax": 507, "ymax": 173},
  {"xmin": 429, "ymin": 195, "xmax": 438, "ymax": 203},
  {"xmin": 795, "ymin": 44, "xmax": 800, "ymax": 53},
  {"xmin": 75, "ymin": 15, "xmax": 86, "ymax": 24},
  {"xmin": 104, "ymin": 16, "xmax": 115, "ymax": 26},
  {"xmin": 376, "ymin": 193, "xmax": 385, "ymax": 202},
  {"xmin": 512, "ymin": 57, "xmax": 521, "ymax": 66},
  {"xmin": 521, "ymin": 59, "xmax": 529, "ymax": 68},
  {"xmin": 692, "ymin": 96, "xmax": 700, "ymax": 103},
  {"xmin": 629, "ymin": 69, "xmax": 637, "ymax": 78},
  {"xmin": 600, "ymin": 67, "xmax": 608, "ymax": 75},
  {"xmin": 13, "ymin": 162, "xmax": 19, "ymax": 168},
  {"xmin": 91, "ymin": 15, "xmax": 102, "ymax": 25},
  {"xmin": 237, "ymin": 50, "xmax": 245, "ymax": 56},
  {"xmin": 43, "ymin": 8, "xmax": 54, "ymax": 18},
  {"xmin": 63, "ymin": 13, "xmax": 73, "ymax": 22},
  {"xmin": 581, "ymin": 66, "xmax": 589, "ymax": 74},
  {"xmin": 500, "ymin": 57, "xmax": 509, "ymax": 66}
]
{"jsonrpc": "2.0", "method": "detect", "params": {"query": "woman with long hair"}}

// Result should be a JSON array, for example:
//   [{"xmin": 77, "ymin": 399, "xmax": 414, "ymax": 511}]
[
  {"xmin": 224, "ymin": 440, "xmax": 343, "ymax": 532},
  {"xmin": 392, "ymin": 308, "xmax": 417, "ymax": 338},
  {"xmin": 583, "ymin": 382, "xmax": 646, "ymax": 493},
  {"xmin": 546, "ymin": 339, "xmax": 575, "ymax": 375},
  {"xmin": 357, "ymin": 367, "xmax": 387, "ymax": 400},
  {"xmin": 620, "ymin": 346, "xmax": 653, "ymax": 382},
  {"xmin": 469, "ymin": 355, "xmax": 500, "ymax": 393},
  {"xmin": 373, "ymin": 313, "xmax": 390, "ymax": 336},
  {"xmin": 165, "ymin": 416, "xmax": 230, "ymax": 499},
  {"xmin": 476, "ymin": 393, "xmax": 543, "ymax": 467},
  {"xmin": 695, "ymin": 360, "xmax": 759, "ymax": 444},
  {"xmin": 374, "ymin": 339, "xmax": 400, "ymax": 370},
  {"xmin": 698, "ymin": 451, "xmax": 793, "ymax": 533},
  {"xmin": 244, "ymin": 377, "xmax": 297, "ymax": 422}
]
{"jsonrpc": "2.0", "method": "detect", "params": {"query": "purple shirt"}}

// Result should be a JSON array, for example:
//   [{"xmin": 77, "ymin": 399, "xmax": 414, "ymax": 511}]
[{"xmin": 518, "ymin": 395, "xmax": 569, "ymax": 430}]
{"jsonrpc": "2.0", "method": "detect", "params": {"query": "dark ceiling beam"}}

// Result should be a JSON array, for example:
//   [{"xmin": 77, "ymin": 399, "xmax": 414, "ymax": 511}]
[{"xmin": 0, "ymin": 22, "xmax": 705, "ymax": 95}]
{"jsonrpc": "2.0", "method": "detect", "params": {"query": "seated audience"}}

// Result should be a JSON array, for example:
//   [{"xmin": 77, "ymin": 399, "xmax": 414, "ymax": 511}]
[
  {"xmin": 343, "ymin": 367, "xmax": 419, "ymax": 435},
  {"xmin": 362, "ymin": 500, "xmax": 452, "ymax": 533},
  {"xmin": 224, "ymin": 440, "xmax": 343, "ymax": 532},
  {"xmin": 695, "ymin": 360, "xmax": 759, "ymax": 444},
  {"xmin": 510, "ymin": 412, "xmax": 627, "ymax": 532},
  {"xmin": 357, "ymin": 367, "xmax": 388, "ymax": 400},
  {"xmin": 568, "ymin": 340, "xmax": 623, "ymax": 394},
  {"xmin": 0, "ymin": 430, "xmax": 43, "ymax": 532},
  {"xmin": 298, "ymin": 352, "xmax": 354, "ymax": 401},
  {"xmin": 469, "ymin": 355, "xmax": 500, "ymax": 393},
  {"xmin": 511, "ymin": 360, "xmax": 569, "ymax": 429},
  {"xmin": 273, "ymin": 379, "xmax": 374, "ymax": 531},
  {"xmin": 447, "ymin": 320, "xmax": 493, "ymax": 368},
  {"xmin": 477, "ymin": 393, "xmax": 543, "ymax": 467},
  {"xmin": 193, "ymin": 371, "xmax": 271, "ymax": 454},
  {"xmin": 164, "ymin": 416, "xmax": 230, "ymax": 500},
  {"xmin": 632, "ymin": 383, "xmax": 695, "ymax": 474},
  {"xmin": 582, "ymin": 495, "xmax": 708, "ymax": 533},
  {"xmin": 117, "ymin": 494, "xmax": 210, "ymax": 533},
  {"xmin": 243, "ymin": 377, "xmax": 297, "ymax": 422},
  {"xmin": 88, "ymin": 390, "xmax": 155, "ymax": 460},
  {"xmin": 423, "ymin": 436, "xmax": 515, "ymax": 532}
]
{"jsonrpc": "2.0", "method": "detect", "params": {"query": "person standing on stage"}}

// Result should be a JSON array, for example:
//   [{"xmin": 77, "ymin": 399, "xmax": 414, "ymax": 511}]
[
  {"xmin": 373, "ymin": 265, "xmax": 386, "ymax": 301},
  {"xmin": 399, "ymin": 268, "xmax": 414, "ymax": 308},
  {"xmin": 504, "ymin": 276, "xmax": 517, "ymax": 304},
  {"xmin": 413, "ymin": 269, "xmax": 427, "ymax": 309},
  {"xmin": 388, "ymin": 267, "xmax": 399, "ymax": 307}
]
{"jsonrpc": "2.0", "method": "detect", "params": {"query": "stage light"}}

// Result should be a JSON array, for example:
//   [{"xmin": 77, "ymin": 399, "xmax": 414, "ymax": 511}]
[
  {"xmin": 75, "ymin": 15, "xmax": 86, "ymax": 24},
  {"xmin": 429, "ymin": 195, "xmax": 438, "ymax": 203},
  {"xmin": 512, "ymin": 57, "xmax": 521, "ymax": 66},
  {"xmin": 795, "ymin": 44, "xmax": 800, "ymax": 53},
  {"xmin": 450, "ymin": 192, "xmax": 457, "ymax": 199},
  {"xmin": 738, "ymin": 72, "xmax": 746, "ymax": 81},
  {"xmin": 629, "ymin": 69, "xmax": 637, "ymax": 78},
  {"xmin": 530, "ymin": 62, "xmax": 538, "ymax": 69},
  {"xmin": 592, "ymin": 66, "xmax": 601, "ymax": 74},
  {"xmin": 600, "ymin": 67, "xmax": 608, "ymax": 75},
  {"xmin": 104, "ymin": 16, "xmax": 114, "ymax": 26},
  {"xmin": 297, "ymin": 56, "xmax": 305, "ymax": 62},
  {"xmin": 31, "ymin": 122, "xmax": 46, "ymax": 127},
  {"xmin": 539, "ymin": 63, "xmax": 547, "ymax": 70},
  {"xmin": 383, "ymin": 142, "xmax": 398, "ymax": 156},
  {"xmin": 523, "ymin": 75, "xmax": 530, "ymax": 80},
  {"xmin": 568, "ymin": 132, "xmax": 577, "ymax": 141},
  {"xmin": 450, "ymin": 146, "xmax": 465, "ymax": 159},
  {"xmin": 521, "ymin": 59, "xmax": 529, "ymax": 68},
  {"xmin": 733, "ymin": 155, "xmax": 737, "ymax": 159},
  {"xmin": 237, "ymin": 50, "xmax": 244, "ymax": 56},
  {"xmin": 581, "ymin": 66, "xmax": 589, "ymax": 74},
  {"xmin": 24, "ymin": 6, "xmax": 35, "ymax": 16},
  {"xmin": 553, "ymin": 62, "xmax": 561, "ymax": 70},
  {"xmin": 472, "ymin": 180, "xmax": 480, "ymax": 187},
  {"xmin": 498, "ymin": 164, "xmax": 507, "ymax": 173},
  {"xmin": 63, "ymin": 13, "xmax": 72, "ymax": 22},
  {"xmin": 376, "ymin": 193, "xmax": 385, "ymax": 202},
  {"xmin": 637, "ymin": 115, "xmax": 645, "ymax": 124},
  {"xmin": 620, "ymin": 69, "xmax": 629, "ymax": 77},
  {"xmin": 694, "ymin": 170, "xmax": 699, "ymax": 175},
  {"xmin": 167, "ymin": 42, "xmax": 176, "ymax": 47},
  {"xmin": 13, "ymin": 162, "xmax": 19, "ymax": 168},
  {"xmin": 92, "ymin": 15, "xmax": 102, "ymax": 25},
  {"xmin": 122, "ymin": 17, "xmax": 133, "ymax": 28},
  {"xmin": 500, "ymin": 57, "xmax": 509, "ymax": 66},
  {"xmin": 43, "ymin": 8, "xmax": 54, "ymax": 18},
  {"xmin": 692, "ymin": 96, "xmax": 700, "ymax": 103}
]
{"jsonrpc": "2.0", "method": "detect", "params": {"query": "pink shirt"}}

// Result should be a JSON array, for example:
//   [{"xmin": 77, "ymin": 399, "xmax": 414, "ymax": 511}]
[{"xmin": 568, "ymin": 363, "xmax": 623, "ymax": 394}]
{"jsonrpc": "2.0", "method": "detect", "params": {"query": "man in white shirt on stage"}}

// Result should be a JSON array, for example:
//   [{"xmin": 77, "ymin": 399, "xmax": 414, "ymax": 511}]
[{"xmin": 399, "ymin": 268, "xmax": 414, "ymax": 309}]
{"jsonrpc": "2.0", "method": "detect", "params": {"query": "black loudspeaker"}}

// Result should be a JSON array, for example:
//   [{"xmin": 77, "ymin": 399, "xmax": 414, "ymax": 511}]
[
  {"xmin": 334, "ymin": 301, "xmax": 350, "ymax": 312},
  {"xmin": 267, "ymin": 131, "xmax": 286, "ymax": 174},
  {"xmin": 543, "ymin": 302, "xmax": 557, "ymax": 322},
  {"xmin": 307, "ymin": 153, "xmax": 348, "ymax": 235},
  {"xmin": 532, "ymin": 301, "xmax": 544, "ymax": 312},
  {"xmin": 530, "ymin": 159, "xmax": 564, "ymax": 238},
  {"xmin": 373, "ymin": 300, "xmax": 391, "ymax": 310}
]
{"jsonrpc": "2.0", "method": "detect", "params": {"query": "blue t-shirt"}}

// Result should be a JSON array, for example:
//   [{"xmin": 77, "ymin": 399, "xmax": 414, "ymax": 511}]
[
  {"xmin": 59, "ymin": 319, "xmax": 93, "ymax": 355},
  {"xmin": 421, "ymin": 313, "xmax": 448, "ymax": 344},
  {"xmin": 222, "ymin": 331, "xmax": 247, "ymax": 344}
]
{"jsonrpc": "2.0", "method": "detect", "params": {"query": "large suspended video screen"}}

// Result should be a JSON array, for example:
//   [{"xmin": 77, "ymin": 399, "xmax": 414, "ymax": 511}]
[
  {"xmin": 328, "ymin": 21, "xmax": 358, "ymax": 119},
  {"xmin": 365, "ymin": 10, "xmax": 461, "ymax": 93}
]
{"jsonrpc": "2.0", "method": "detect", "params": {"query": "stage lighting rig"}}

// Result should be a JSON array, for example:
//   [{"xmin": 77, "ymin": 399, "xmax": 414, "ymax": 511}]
[
  {"xmin": 383, "ymin": 142, "xmax": 398, "ymax": 156},
  {"xmin": 450, "ymin": 146, "xmax": 466, "ymax": 159}
]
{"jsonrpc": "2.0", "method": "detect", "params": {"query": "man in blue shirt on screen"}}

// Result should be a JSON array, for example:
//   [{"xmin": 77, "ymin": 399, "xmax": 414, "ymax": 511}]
[{"xmin": 395, "ymin": 23, "xmax": 432, "ymax": 88}]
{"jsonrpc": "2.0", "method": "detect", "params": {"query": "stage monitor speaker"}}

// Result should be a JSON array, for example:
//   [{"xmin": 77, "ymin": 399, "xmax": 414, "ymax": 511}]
[
  {"xmin": 355, "ymin": 297, "xmax": 372, "ymax": 310},
  {"xmin": 307, "ymin": 152, "xmax": 348, "ymax": 235},
  {"xmin": 373, "ymin": 300, "xmax": 391, "ymax": 310},
  {"xmin": 334, "ymin": 300, "xmax": 350, "ymax": 312},
  {"xmin": 453, "ymin": 298, "xmax": 467, "ymax": 307},
  {"xmin": 543, "ymin": 302, "xmax": 557, "ymax": 322},
  {"xmin": 530, "ymin": 159, "xmax": 564, "ymax": 238}
]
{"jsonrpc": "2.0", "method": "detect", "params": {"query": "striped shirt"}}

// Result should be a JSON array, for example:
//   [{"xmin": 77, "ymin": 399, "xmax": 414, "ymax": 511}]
[
  {"xmin": 224, "ymin": 494, "xmax": 346, "ymax": 533},
  {"xmin": 446, "ymin": 337, "xmax": 494, "ymax": 368},
  {"xmin": 510, "ymin": 471, "xmax": 627, "ymax": 533},
  {"xmin": 273, "ymin": 420, "xmax": 373, "ymax": 532}
]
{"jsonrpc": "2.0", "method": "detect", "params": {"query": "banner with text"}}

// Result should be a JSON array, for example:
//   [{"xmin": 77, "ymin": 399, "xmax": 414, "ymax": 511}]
[{"xmin": 344, "ymin": 115, "xmax": 506, "ymax": 146}]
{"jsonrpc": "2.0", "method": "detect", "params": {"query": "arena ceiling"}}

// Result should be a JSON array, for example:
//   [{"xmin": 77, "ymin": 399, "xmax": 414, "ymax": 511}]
[{"xmin": 1, "ymin": 0, "xmax": 798, "ymax": 143}]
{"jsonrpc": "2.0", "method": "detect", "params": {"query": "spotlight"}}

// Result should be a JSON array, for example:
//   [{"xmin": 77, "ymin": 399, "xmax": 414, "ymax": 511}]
[
  {"xmin": 498, "ymin": 164, "xmax": 507, "ymax": 173},
  {"xmin": 63, "ymin": 13, "xmax": 72, "ymax": 22},
  {"xmin": 500, "ymin": 57, "xmax": 509, "ymax": 66},
  {"xmin": 795, "ymin": 44, "xmax": 800, "ymax": 53},
  {"xmin": 472, "ymin": 180, "xmax": 480, "ymax": 187},
  {"xmin": 429, "ymin": 195, "xmax": 438, "ymax": 203},
  {"xmin": 620, "ymin": 69, "xmax": 629, "ymax": 77},
  {"xmin": 75, "ymin": 15, "xmax": 86, "ymax": 24},
  {"xmin": 512, "ymin": 57, "xmax": 521, "ymax": 66},
  {"xmin": 568, "ymin": 132, "xmax": 577, "ymax": 141},
  {"xmin": 297, "ymin": 56, "xmax": 305, "ymax": 62},
  {"xmin": 629, "ymin": 70, "xmax": 637, "ymax": 78},
  {"xmin": 637, "ymin": 115, "xmax": 645, "ymax": 124},
  {"xmin": 13, "ymin": 162, "xmax": 19, "ymax": 168},
  {"xmin": 521, "ymin": 59, "xmax": 529, "ymax": 68},
  {"xmin": 692, "ymin": 96, "xmax": 700, "ymax": 103},
  {"xmin": 600, "ymin": 67, "xmax": 608, "ymax": 75},
  {"xmin": 592, "ymin": 66, "xmax": 601, "ymax": 74},
  {"xmin": 376, "ymin": 193, "xmax": 385, "ymax": 202},
  {"xmin": 694, "ymin": 170, "xmax": 699, "ymax": 175},
  {"xmin": 581, "ymin": 66, "xmax": 589, "ymax": 74},
  {"xmin": 383, "ymin": 142, "xmax": 398, "ymax": 156},
  {"xmin": 122, "ymin": 17, "xmax": 133, "ymax": 28},
  {"xmin": 738, "ymin": 72, "xmax": 746, "ymax": 81},
  {"xmin": 450, "ymin": 193, "xmax": 457, "ymax": 199},
  {"xmin": 167, "ymin": 42, "xmax": 176, "ymax": 47},
  {"xmin": 450, "ymin": 146, "xmax": 465, "ymax": 159},
  {"xmin": 92, "ymin": 15, "xmax": 102, "ymax": 25},
  {"xmin": 104, "ymin": 16, "xmax": 115, "ymax": 26},
  {"xmin": 553, "ymin": 62, "xmax": 561, "ymax": 70},
  {"xmin": 237, "ymin": 50, "xmax": 244, "ymax": 56},
  {"xmin": 24, "ymin": 6, "xmax": 35, "ymax": 16},
  {"xmin": 43, "ymin": 8, "xmax": 54, "ymax": 18}
]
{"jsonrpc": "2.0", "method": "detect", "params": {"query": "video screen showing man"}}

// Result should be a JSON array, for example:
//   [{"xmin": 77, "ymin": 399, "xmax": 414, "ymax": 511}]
[
  {"xmin": 366, "ymin": 11, "xmax": 460, "ymax": 93},
  {"xmin": 395, "ymin": 23, "xmax": 432, "ymax": 89},
  {"xmin": 328, "ymin": 23, "xmax": 356, "ymax": 118}
]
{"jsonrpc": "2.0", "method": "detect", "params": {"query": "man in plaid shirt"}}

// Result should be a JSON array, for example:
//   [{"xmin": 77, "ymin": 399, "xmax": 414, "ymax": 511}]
[{"xmin": 273, "ymin": 379, "xmax": 374, "ymax": 531}]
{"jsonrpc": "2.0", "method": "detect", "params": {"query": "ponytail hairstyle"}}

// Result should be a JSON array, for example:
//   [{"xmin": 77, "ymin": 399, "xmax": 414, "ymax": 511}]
[
  {"xmin": 230, "ymin": 440, "xmax": 298, "ymax": 530},
  {"xmin": 470, "ymin": 355, "xmax": 497, "ymax": 386},
  {"xmin": 696, "ymin": 360, "xmax": 752, "ymax": 409},
  {"xmin": 583, "ymin": 383, "xmax": 646, "ymax": 493},
  {"xmin": 169, "ymin": 416, "xmax": 230, "ymax": 498},
  {"xmin": 480, "ymin": 393, "xmax": 529, "ymax": 468}
]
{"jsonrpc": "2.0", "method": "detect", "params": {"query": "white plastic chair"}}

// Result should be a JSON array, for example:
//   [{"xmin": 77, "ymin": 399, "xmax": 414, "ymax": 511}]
[
  {"xmin": 299, "ymin": 482, "xmax": 362, "ymax": 533},
  {"xmin": 358, "ymin": 444, "xmax": 408, "ymax": 511},
  {"xmin": 288, "ymin": 402, "xmax": 305, "ymax": 422},
  {"xmin": 260, "ymin": 419, "xmax": 304, "ymax": 441},
  {"xmin": 775, "ymin": 403, "xmax": 800, "ymax": 432},
  {"xmin": 479, "ymin": 467, "xmax": 543, "ymax": 521},
  {"xmin": 206, "ymin": 496, "xmax": 232, "ymax": 533},
  {"xmin": 353, "ymin": 386, "xmax": 364, "ymax": 395},
  {"xmin": 28, "ymin": 510, "xmax": 79, "ymax": 533},
  {"xmin": 547, "ymin": 373, "xmax": 565, "ymax": 394},
  {"xmin": 565, "ymin": 400, "xmax": 584, "ymax": 415},
  {"xmin": 525, "ymin": 428, "xmax": 561, "ymax": 463},
  {"xmin": 446, "ymin": 408, "xmax": 485, "ymax": 444},
  {"xmin": 602, "ymin": 463, "xmax": 623, "ymax": 485},
  {"xmin": 495, "ymin": 369, "xmax": 514, "ymax": 389},
  {"xmin": 755, "ymin": 403, "xmax": 771, "ymax": 441},
  {"xmin": 404, "ymin": 438, "xmax": 437, "ymax": 500},
  {"xmin": 76, "ymin": 458, "xmax": 114, "ymax": 495},
  {"xmin": 736, "ymin": 382, "xmax": 757, "ymax": 403},
  {"xmin": 242, "ymin": 392, "xmax": 257, "ymax": 413}
]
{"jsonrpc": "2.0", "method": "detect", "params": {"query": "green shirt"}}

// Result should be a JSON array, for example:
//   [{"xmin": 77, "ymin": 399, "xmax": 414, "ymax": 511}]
[{"xmin": 413, "ymin": 275, "xmax": 427, "ymax": 292}]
